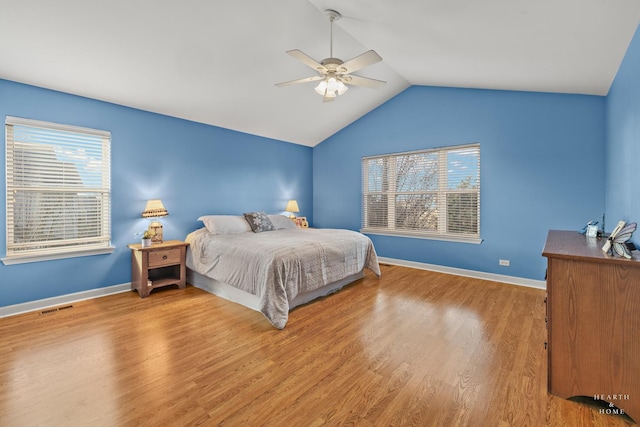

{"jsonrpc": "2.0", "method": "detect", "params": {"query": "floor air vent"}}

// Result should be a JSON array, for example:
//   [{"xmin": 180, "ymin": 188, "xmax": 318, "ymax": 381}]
[{"xmin": 40, "ymin": 305, "xmax": 73, "ymax": 315}]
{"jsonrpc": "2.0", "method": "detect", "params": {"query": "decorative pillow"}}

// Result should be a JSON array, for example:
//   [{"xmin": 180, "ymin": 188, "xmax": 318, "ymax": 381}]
[
  {"xmin": 268, "ymin": 214, "xmax": 297, "ymax": 230},
  {"xmin": 198, "ymin": 215, "xmax": 252, "ymax": 234},
  {"xmin": 243, "ymin": 212, "xmax": 276, "ymax": 233}
]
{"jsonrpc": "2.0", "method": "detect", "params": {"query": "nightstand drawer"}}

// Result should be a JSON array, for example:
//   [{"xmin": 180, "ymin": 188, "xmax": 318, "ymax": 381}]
[{"xmin": 148, "ymin": 248, "xmax": 181, "ymax": 267}]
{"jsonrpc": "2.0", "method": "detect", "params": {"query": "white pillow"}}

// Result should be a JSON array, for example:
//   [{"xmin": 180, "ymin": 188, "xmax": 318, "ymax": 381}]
[
  {"xmin": 268, "ymin": 214, "xmax": 297, "ymax": 230},
  {"xmin": 198, "ymin": 215, "xmax": 252, "ymax": 234}
]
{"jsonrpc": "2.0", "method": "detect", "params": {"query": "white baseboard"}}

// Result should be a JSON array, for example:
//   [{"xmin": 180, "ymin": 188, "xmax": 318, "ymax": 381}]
[
  {"xmin": 377, "ymin": 257, "xmax": 546, "ymax": 290},
  {"xmin": 0, "ymin": 283, "xmax": 132, "ymax": 318}
]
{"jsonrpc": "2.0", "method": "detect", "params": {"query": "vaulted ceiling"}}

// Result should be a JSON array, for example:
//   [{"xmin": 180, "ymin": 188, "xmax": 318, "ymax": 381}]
[{"xmin": 2, "ymin": 1, "xmax": 640, "ymax": 147}]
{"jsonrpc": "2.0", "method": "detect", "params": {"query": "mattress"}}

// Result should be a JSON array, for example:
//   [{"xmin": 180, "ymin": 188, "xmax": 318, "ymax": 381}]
[{"xmin": 185, "ymin": 227, "xmax": 380, "ymax": 329}]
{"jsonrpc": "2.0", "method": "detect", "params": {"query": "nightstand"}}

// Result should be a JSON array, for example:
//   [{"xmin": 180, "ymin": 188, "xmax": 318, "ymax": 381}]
[{"xmin": 127, "ymin": 240, "xmax": 189, "ymax": 298}]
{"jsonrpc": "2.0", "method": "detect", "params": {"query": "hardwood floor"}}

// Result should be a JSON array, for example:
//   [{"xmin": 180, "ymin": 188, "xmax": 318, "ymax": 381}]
[{"xmin": 0, "ymin": 264, "xmax": 635, "ymax": 426}]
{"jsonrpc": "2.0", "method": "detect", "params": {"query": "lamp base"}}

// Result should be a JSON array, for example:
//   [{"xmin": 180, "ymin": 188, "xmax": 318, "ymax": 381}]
[{"xmin": 148, "ymin": 221, "xmax": 163, "ymax": 244}]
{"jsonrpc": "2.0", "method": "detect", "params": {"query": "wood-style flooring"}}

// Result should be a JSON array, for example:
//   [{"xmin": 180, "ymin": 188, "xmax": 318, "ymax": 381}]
[{"xmin": 0, "ymin": 264, "xmax": 635, "ymax": 426}]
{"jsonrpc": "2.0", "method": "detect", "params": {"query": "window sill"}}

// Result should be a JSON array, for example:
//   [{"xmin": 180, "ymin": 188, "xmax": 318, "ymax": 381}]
[
  {"xmin": 360, "ymin": 229, "xmax": 483, "ymax": 244},
  {"xmin": 2, "ymin": 246, "xmax": 115, "ymax": 265}
]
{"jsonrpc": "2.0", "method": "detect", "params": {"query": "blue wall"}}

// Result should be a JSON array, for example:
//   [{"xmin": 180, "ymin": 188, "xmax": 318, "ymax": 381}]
[
  {"xmin": 313, "ymin": 86, "xmax": 606, "ymax": 280},
  {"xmin": 6, "ymin": 26, "xmax": 640, "ymax": 307},
  {"xmin": 606, "ymin": 25, "xmax": 640, "ymax": 230},
  {"xmin": 0, "ymin": 79, "xmax": 313, "ymax": 307}
]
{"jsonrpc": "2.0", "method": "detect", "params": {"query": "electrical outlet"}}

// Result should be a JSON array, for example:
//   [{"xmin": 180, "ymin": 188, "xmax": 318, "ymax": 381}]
[{"xmin": 499, "ymin": 259, "xmax": 510, "ymax": 267}]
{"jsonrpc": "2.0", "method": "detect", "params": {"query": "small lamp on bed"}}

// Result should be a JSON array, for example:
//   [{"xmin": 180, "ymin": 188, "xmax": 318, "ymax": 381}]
[
  {"xmin": 142, "ymin": 199, "xmax": 169, "ymax": 244},
  {"xmin": 285, "ymin": 200, "xmax": 300, "ymax": 219}
]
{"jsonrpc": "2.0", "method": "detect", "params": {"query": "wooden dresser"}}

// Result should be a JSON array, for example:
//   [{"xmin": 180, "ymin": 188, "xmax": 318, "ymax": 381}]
[{"xmin": 543, "ymin": 230, "xmax": 640, "ymax": 420}]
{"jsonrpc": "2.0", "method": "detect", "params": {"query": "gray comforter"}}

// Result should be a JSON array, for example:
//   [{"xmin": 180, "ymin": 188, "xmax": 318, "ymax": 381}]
[{"xmin": 186, "ymin": 227, "xmax": 380, "ymax": 329}]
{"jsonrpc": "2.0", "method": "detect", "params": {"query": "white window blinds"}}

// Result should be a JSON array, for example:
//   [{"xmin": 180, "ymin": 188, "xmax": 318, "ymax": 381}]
[
  {"xmin": 362, "ymin": 144, "xmax": 480, "ymax": 243},
  {"xmin": 4, "ymin": 116, "xmax": 112, "ymax": 263}
]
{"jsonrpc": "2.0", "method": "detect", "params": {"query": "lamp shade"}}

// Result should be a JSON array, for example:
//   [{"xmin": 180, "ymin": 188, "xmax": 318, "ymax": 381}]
[
  {"xmin": 315, "ymin": 80, "xmax": 328, "ymax": 95},
  {"xmin": 141, "ymin": 199, "xmax": 169, "ymax": 218},
  {"xmin": 285, "ymin": 200, "xmax": 300, "ymax": 213}
]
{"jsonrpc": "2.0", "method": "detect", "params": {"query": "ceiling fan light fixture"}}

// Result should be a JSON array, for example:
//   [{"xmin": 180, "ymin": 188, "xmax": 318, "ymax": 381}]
[
  {"xmin": 315, "ymin": 80, "xmax": 328, "ymax": 95},
  {"xmin": 326, "ymin": 77, "xmax": 338, "ymax": 93},
  {"xmin": 315, "ymin": 77, "xmax": 348, "ymax": 98},
  {"xmin": 337, "ymin": 80, "xmax": 348, "ymax": 95}
]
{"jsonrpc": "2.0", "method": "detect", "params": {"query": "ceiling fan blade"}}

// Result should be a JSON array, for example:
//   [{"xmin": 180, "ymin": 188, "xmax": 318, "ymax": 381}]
[
  {"xmin": 286, "ymin": 49, "xmax": 327, "ymax": 73},
  {"xmin": 275, "ymin": 75, "xmax": 324, "ymax": 87},
  {"xmin": 341, "ymin": 75, "xmax": 386, "ymax": 89},
  {"xmin": 338, "ymin": 50, "xmax": 382, "ymax": 74}
]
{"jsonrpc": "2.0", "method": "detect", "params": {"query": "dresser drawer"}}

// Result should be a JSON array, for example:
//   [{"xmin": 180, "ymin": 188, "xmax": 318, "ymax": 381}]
[{"xmin": 148, "ymin": 248, "xmax": 181, "ymax": 267}]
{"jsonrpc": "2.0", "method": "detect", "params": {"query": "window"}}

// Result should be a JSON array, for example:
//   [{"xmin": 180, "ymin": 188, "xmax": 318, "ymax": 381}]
[
  {"xmin": 362, "ymin": 143, "xmax": 480, "ymax": 243},
  {"xmin": 3, "ymin": 116, "xmax": 113, "ymax": 265}
]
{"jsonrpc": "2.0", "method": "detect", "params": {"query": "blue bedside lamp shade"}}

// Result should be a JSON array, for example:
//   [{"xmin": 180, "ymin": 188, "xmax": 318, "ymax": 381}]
[
  {"xmin": 285, "ymin": 200, "xmax": 299, "ymax": 219},
  {"xmin": 142, "ymin": 199, "xmax": 169, "ymax": 243}
]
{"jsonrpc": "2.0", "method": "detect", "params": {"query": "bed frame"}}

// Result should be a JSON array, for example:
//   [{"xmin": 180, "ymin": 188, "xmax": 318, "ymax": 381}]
[{"xmin": 186, "ymin": 268, "xmax": 365, "ymax": 312}]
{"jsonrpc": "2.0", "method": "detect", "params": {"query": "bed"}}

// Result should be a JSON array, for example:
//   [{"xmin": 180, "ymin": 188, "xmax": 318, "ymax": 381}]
[{"xmin": 185, "ymin": 213, "xmax": 380, "ymax": 329}]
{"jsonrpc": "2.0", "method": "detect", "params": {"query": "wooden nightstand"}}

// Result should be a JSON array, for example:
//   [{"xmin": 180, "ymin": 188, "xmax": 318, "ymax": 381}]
[{"xmin": 127, "ymin": 240, "xmax": 189, "ymax": 298}]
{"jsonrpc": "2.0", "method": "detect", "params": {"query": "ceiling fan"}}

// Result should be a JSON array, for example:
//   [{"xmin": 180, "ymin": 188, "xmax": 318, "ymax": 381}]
[{"xmin": 275, "ymin": 9, "xmax": 386, "ymax": 102}]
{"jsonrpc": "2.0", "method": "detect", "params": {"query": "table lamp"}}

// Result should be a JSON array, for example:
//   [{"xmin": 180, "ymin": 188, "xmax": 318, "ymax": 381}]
[
  {"xmin": 285, "ymin": 200, "xmax": 300, "ymax": 219},
  {"xmin": 141, "ymin": 199, "xmax": 168, "ymax": 243}
]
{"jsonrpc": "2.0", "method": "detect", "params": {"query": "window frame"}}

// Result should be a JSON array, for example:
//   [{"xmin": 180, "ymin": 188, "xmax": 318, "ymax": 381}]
[
  {"xmin": 361, "ymin": 143, "xmax": 481, "ymax": 244},
  {"xmin": 3, "ymin": 116, "xmax": 114, "ymax": 265}
]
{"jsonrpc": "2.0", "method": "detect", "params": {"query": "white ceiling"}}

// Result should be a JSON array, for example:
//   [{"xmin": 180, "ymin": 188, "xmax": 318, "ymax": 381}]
[{"xmin": 1, "ymin": 1, "xmax": 640, "ymax": 147}]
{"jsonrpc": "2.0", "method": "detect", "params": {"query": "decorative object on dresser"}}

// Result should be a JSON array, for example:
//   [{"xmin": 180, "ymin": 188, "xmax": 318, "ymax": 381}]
[
  {"xmin": 285, "ymin": 199, "xmax": 300, "ymax": 219},
  {"xmin": 542, "ymin": 230, "xmax": 640, "ymax": 421},
  {"xmin": 128, "ymin": 240, "xmax": 189, "ymax": 298},
  {"xmin": 579, "ymin": 220, "xmax": 599, "ymax": 237},
  {"xmin": 141, "ymin": 199, "xmax": 169, "ymax": 243},
  {"xmin": 601, "ymin": 220, "xmax": 637, "ymax": 259}
]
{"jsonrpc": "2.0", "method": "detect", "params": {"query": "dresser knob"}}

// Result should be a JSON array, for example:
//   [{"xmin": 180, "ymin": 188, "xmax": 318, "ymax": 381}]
[{"xmin": 163, "ymin": 255, "xmax": 167, "ymax": 260}]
